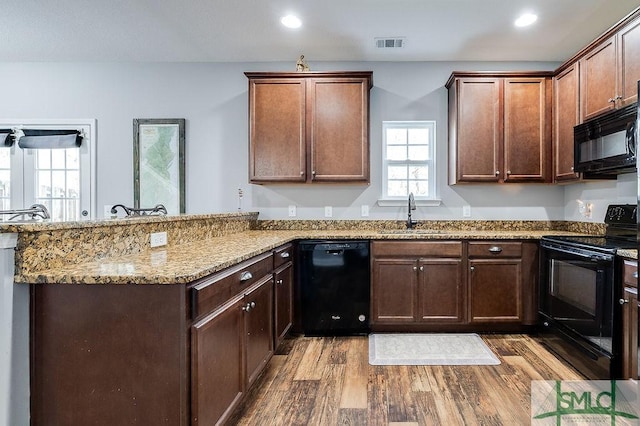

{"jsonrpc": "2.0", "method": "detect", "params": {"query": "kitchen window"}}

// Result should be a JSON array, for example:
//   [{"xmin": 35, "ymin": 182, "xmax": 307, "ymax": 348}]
[
  {"xmin": 0, "ymin": 119, "xmax": 96, "ymax": 221},
  {"xmin": 379, "ymin": 121, "xmax": 439, "ymax": 206}
]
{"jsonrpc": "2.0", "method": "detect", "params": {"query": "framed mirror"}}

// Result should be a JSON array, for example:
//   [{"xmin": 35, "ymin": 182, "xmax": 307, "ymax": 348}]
[{"xmin": 133, "ymin": 118, "xmax": 185, "ymax": 214}]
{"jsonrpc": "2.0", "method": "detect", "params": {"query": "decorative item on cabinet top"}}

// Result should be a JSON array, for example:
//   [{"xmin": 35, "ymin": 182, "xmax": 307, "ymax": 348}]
[{"xmin": 245, "ymin": 71, "xmax": 373, "ymax": 184}]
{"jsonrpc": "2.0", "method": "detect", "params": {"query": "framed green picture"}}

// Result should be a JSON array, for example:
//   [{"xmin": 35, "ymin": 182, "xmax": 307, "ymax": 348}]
[{"xmin": 133, "ymin": 118, "xmax": 185, "ymax": 214}]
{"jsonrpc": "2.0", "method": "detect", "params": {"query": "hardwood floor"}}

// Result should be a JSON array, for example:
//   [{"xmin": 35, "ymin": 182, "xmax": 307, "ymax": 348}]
[{"xmin": 229, "ymin": 334, "xmax": 583, "ymax": 425}]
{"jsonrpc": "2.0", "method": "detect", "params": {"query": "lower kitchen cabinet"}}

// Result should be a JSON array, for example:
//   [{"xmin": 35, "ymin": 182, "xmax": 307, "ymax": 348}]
[
  {"xmin": 192, "ymin": 295, "xmax": 244, "ymax": 425},
  {"xmin": 274, "ymin": 262, "xmax": 294, "ymax": 347},
  {"xmin": 621, "ymin": 259, "xmax": 639, "ymax": 380},
  {"xmin": 371, "ymin": 239, "xmax": 538, "ymax": 332},
  {"xmin": 468, "ymin": 241, "xmax": 537, "ymax": 324},
  {"xmin": 30, "ymin": 250, "xmax": 277, "ymax": 426},
  {"xmin": 371, "ymin": 241, "xmax": 464, "ymax": 327}
]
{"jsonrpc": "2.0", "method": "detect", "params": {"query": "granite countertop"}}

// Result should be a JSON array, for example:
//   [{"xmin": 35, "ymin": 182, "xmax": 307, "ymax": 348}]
[{"xmin": 16, "ymin": 228, "xmax": 600, "ymax": 285}]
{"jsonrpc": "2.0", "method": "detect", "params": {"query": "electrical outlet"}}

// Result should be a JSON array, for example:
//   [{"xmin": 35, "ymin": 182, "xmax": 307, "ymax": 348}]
[
  {"xmin": 463, "ymin": 205, "xmax": 471, "ymax": 217},
  {"xmin": 361, "ymin": 205, "xmax": 369, "ymax": 217},
  {"xmin": 288, "ymin": 205, "xmax": 296, "ymax": 217},
  {"xmin": 324, "ymin": 206, "xmax": 333, "ymax": 217},
  {"xmin": 150, "ymin": 232, "xmax": 167, "ymax": 248}
]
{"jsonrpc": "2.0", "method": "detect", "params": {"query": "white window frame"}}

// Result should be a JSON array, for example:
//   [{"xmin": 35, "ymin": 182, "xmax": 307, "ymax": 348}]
[
  {"xmin": 0, "ymin": 119, "xmax": 97, "ymax": 220},
  {"xmin": 378, "ymin": 120, "xmax": 440, "ymax": 207}
]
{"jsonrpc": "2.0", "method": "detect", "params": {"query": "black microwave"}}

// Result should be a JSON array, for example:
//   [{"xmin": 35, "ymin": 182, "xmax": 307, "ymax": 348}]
[{"xmin": 574, "ymin": 104, "xmax": 637, "ymax": 177}]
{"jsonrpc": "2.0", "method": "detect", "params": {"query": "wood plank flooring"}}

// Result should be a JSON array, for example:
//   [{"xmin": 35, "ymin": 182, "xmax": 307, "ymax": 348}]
[{"xmin": 229, "ymin": 334, "xmax": 583, "ymax": 425}]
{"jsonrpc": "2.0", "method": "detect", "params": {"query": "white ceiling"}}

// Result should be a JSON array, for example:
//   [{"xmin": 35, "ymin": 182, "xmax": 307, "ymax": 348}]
[{"xmin": 2, "ymin": 0, "xmax": 639, "ymax": 63}]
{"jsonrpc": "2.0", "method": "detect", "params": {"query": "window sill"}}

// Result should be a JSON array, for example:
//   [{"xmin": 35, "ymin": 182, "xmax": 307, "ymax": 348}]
[{"xmin": 377, "ymin": 199, "xmax": 442, "ymax": 207}]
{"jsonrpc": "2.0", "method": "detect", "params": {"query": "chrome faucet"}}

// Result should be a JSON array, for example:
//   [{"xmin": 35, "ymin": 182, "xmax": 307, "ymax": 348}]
[{"xmin": 406, "ymin": 192, "xmax": 417, "ymax": 229}]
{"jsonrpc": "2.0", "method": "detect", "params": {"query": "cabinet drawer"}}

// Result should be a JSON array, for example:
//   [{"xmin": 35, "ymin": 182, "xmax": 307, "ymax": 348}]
[
  {"xmin": 274, "ymin": 243, "xmax": 293, "ymax": 269},
  {"xmin": 623, "ymin": 259, "xmax": 638, "ymax": 288},
  {"xmin": 191, "ymin": 252, "xmax": 273, "ymax": 319},
  {"xmin": 468, "ymin": 242, "xmax": 522, "ymax": 258},
  {"xmin": 372, "ymin": 241, "xmax": 462, "ymax": 257}
]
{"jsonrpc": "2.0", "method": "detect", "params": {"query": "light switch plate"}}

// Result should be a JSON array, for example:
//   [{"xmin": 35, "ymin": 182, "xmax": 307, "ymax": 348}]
[
  {"xmin": 463, "ymin": 205, "xmax": 471, "ymax": 217},
  {"xmin": 288, "ymin": 205, "xmax": 296, "ymax": 217},
  {"xmin": 361, "ymin": 205, "xmax": 369, "ymax": 217},
  {"xmin": 324, "ymin": 206, "xmax": 333, "ymax": 217},
  {"xmin": 150, "ymin": 232, "xmax": 168, "ymax": 248}
]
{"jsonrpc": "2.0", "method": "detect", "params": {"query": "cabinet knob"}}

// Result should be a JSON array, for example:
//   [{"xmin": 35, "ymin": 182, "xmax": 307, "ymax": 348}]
[
  {"xmin": 633, "ymin": 271, "xmax": 638, "ymax": 279},
  {"xmin": 619, "ymin": 298, "xmax": 629, "ymax": 305},
  {"xmin": 495, "ymin": 170, "xmax": 500, "ymax": 176},
  {"xmin": 242, "ymin": 303, "xmax": 252, "ymax": 312},
  {"xmin": 312, "ymin": 170, "xmax": 316, "ymax": 176},
  {"xmin": 300, "ymin": 171, "xmax": 304, "ymax": 176},
  {"xmin": 277, "ymin": 279, "xmax": 283, "ymax": 285},
  {"xmin": 413, "ymin": 266, "xmax": 418, "ymax": 271},
  {"xmin": 470, "ymin": 266, "xmax": 475, "ymax": 272},
  {"xmin": 250, "ymin": 301, "xmax": 256, "ymax": 308},
  {"xmin": 488, "ymin": 246, "xmax": 503, "ymax": 254},
  {"xmin": 608, "ymin": 98, "xmax": 615, "ymax": 103},
  {"xmin": 506, "ymin": 170, "xmax": 511, "ymax": 175},
  {"xmin": 616, "ymin": 95, "xmax": 622, "ymax": 100},
  {"xmin": 240, "ymin": 271, "xmax": 253, "ymax": 281},
  {"xmin": 280, "ymin": 252, "xmax": 290, "ymax": 259},
  {"xmin": 419, "ymin": 266, "xmax": 424, "ymax": 271},
  {"xmin": 570, "ymin": 166, "xmax": 574, "ymax": 171}
]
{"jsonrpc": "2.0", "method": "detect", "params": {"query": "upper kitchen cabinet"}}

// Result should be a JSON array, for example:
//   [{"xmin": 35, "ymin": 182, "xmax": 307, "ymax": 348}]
[
  {"xmin": 246, "ymin": 71, "xmax": 373, "ymax": 184},
  {"xmin": 553, "ymin": 63, "xmax": 581, "ymax": 182},
  {"xmin": 446, "ymin": 72, "xmax": 552, "ymax": 185},
  {"xmin": 579, "ymin": 15, "xmax": 640, "ymax": 121}
]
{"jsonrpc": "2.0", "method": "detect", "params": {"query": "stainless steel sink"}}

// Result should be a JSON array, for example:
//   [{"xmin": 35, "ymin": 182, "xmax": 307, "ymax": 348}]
[{"xmin": 378, "ymin": 229, "xmax": 448, "ymax": 234}]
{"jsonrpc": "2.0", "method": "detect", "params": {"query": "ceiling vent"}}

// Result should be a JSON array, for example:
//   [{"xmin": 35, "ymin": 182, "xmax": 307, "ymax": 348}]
[{"xmin": 375, "ymin": 37, "xmax": 406, "ymax": 49}]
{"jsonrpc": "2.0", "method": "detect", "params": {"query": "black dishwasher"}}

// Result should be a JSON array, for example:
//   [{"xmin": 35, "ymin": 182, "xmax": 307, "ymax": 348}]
[{"xmin": 298, "ymin": 240, "xmax": 370, "ymax": 336}]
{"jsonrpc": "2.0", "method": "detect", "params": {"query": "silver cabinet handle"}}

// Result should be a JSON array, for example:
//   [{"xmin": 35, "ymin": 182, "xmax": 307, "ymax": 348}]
[
  {"xmin": 419, "ymin": 266, "xmax": 424, "ymax": 271},
  {"xmin": 276, "ymin": 279, "xmax": 283, "ymax": 285},
  {"xmin": 300, "ymin": 171, "xmax": 304, "ymax": 176},
  {"xmin": 489, "ymin": 246, "xmax": 502, "ymax": 254},
  {"xmin": 506, "ymin": 170, "xmax": 511, "ymax": 175},
  {"xmin": 413, "ymin": 266, "xmax": 418, "ymax": 271},
  {"xmin": 495, "ymin": 170, "xmax": 500, "ymax": 176},
  {"xmin": 242, "ymin": 303, "xmax": 251, "ymax": 312},
  {"xmin": 619, "ymin": 298, "xmax": 629, "ymax": 305},
  {"xmin": 633, "ymin": 271, "xmax": 638, "ymax": 279},
  {"xmin": 240, "ymin": 271, "xmax": 253, "ymax": 281},
  {"xmin": 250, "ymin": 301, "xmax": 256, "ymax": 309},
  {"xmin": 280, "ymin": 252, "xmax": 290, "ymax": 258},
  {"xmin": 470, "ymin": 266, "xmax": 475, "ymax": 272}
]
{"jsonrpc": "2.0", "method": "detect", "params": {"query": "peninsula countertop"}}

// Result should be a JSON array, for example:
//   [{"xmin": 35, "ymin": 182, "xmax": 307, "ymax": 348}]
[{"xmin": 15, "ymin": 228, "xmax": 610, "ymax": 285}]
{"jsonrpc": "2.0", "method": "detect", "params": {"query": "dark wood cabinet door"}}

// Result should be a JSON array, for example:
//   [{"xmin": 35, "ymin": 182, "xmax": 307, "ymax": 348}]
[
  {"xmin": 274, "ymin": 262, "xmax": 294, "ymax": 347},
  {"xmin": 553, "ymin": 65, "xmax": 581, "ymax": 182},
  {"xmin": 191, "ymin": 295, "xmax": 244, "ymax": 426},
  {"xmin": 244, "ymin": 276, "xmax": 275, "ymax": 387},
  {"xmin": 469, "ymin": 259, "xmax": 522, "ymax": 323},
  {"xmin": 622, "ymin": 286, "xmax": 639, "ymax": 380},
  {"xmin": 308, "ymin": 78, "xmax": 370, "ymax": 182},
  {"xmin": 418, "ymin": 258, "xmax": 464, "ymax": 323},
  {"xmin": 503, "ymin": 78, "xmax": 550, "ymax": 182},
  {"xmin": 454, "ymin": 78, "xmax": 502, "ymax": 182},
  {"xmin": 249, "ymin": 78, "xmax": 306, "ymax": 182},
  {"xmin": 372, "ymin": 258, "xmax": 418, "ymax": 323},
  {"xmin": 580, "ymin": 37, "xmax": 617, "ymax": 121},
  {"xmin": 618, "ymin": 17, "xmax": 640, "ymax": 108}
]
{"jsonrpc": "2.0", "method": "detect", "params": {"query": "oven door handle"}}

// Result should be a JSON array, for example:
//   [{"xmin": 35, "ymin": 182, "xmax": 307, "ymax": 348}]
[{"xmin": 541, "ymin": 243, "xmax": 614, "ymax": 262}]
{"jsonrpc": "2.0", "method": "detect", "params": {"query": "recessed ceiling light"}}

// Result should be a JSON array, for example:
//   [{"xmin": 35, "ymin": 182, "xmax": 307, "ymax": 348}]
[
  {"xmin": 515, "ymin": 13, "xmax": 537, "ymax": 27},
  {"xmin": 281, "ymin": 14, "xmax": 302, "ymax": 29}
]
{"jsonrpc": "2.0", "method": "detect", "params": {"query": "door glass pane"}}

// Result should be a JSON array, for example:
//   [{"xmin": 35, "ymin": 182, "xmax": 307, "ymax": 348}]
[
  {"xmin": 51, "ymin": 149, "xmax": 65, "ymax": 169},
  {"xmin": 37, "ymin": 171, "xmax": 51, "ymax": 198},
  {"xmin": 0, "ymin": 149, "xmax": 10, "ymax": 168},
  {"xmin": 65, "ymin": 149, "xmax": 79, "ymax": 170},
  {"xmin": 37, "ymin": 151, "xmax": 51, "ymax": 169}
]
